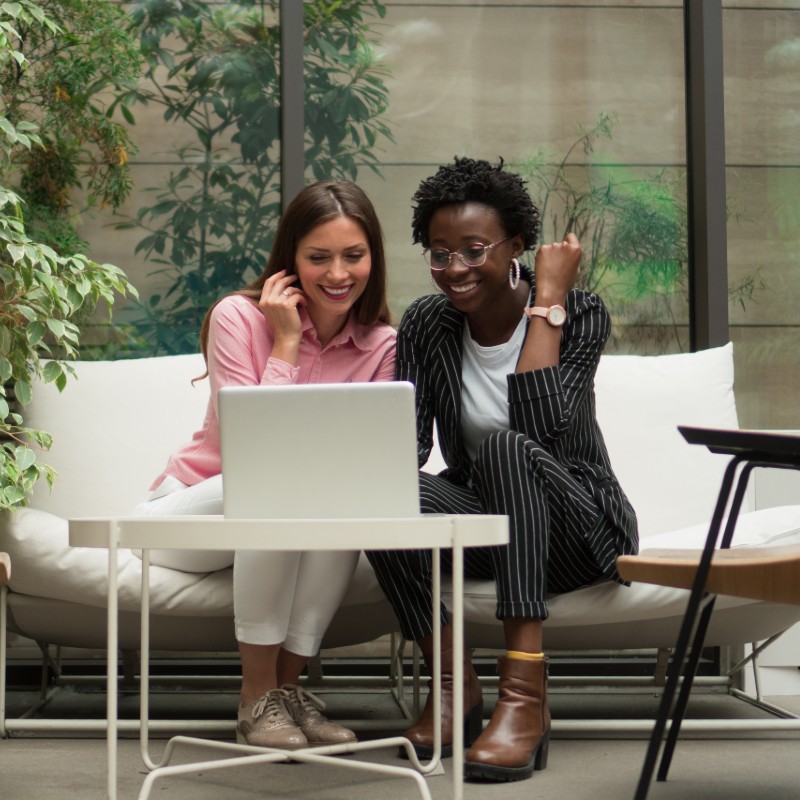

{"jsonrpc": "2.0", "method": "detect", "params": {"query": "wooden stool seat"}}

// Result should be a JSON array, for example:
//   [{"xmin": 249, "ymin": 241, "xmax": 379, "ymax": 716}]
[{"xmin": 617, "ymin": 544, "xmax": 800, "ymax": 606}]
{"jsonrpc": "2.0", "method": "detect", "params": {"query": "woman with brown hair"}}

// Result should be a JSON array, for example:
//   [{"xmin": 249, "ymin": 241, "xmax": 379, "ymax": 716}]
[{"xmin": 133, "ymin": 180, "xmax": 396, "ymax": 751}]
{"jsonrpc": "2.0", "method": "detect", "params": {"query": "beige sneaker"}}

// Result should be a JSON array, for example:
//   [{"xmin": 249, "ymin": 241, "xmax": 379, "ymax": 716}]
[
  {"xmin": 281, "ymin": 684, "xmax": 357, "ymax": 745},
  {"xmin": 237, "ymin": 688, "xmax": 308, "ymax": 750}
]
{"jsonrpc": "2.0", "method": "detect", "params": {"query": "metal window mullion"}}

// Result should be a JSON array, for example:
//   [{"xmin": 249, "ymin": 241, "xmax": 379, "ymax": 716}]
[
  {"xmin": 280, "ymin": 0, "xmax": 305, "ymax": 210},
  {"xmin": 684, "ymin": 0, "xmax": 730, "ymax": 351}
]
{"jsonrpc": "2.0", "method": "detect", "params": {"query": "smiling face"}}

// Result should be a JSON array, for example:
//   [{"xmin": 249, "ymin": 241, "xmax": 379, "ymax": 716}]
[
  {"xmin": 428, "ymin": 202, "xmax": 523, "ymax": 318},
  {"xmin": 295, "ymin": 214, "xmax": 372, "ymax": 331}
]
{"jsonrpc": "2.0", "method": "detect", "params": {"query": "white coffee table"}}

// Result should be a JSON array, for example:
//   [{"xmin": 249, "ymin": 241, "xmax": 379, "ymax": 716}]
[{"xmin": 69, "ymin": 513, "xmax": 509, "ymax": 800}]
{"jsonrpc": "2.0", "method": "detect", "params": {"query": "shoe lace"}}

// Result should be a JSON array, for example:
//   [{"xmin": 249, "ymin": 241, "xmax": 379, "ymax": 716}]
[
  {"xmin": 284, "ymin": 684, "xmax": 327, "ymax": 719},
  {"xmin": 251, "ymin": 688, "xmax": 291, "ymax": 724}
]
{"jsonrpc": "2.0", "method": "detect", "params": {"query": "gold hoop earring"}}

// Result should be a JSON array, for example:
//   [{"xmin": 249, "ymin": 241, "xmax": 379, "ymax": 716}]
[{"xmin": 509, "ymin": 258, "xmax": 521, "ymax": 290}]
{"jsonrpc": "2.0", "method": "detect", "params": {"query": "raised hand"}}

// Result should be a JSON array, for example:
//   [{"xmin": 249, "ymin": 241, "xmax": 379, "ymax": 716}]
[
  {"xmin": 258, "ymin": 270, "xmax": 306, "ymax": 364},
  {"xmin": 533, "ymin": 232, "xmax": 581, "ymax": 303}
]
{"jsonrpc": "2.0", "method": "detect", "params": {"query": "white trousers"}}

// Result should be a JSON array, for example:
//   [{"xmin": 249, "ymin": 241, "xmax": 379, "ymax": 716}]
[{"xmin": 131, "ymin": 475, "xmax": 358, "ymax": 655}]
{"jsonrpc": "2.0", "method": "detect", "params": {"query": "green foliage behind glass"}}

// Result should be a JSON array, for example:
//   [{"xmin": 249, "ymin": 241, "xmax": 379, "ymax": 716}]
[
  {"xmin": 0, "ymin": 0, "xmax": 141, "ymax": 253},
  {"xmin": 519, "ymin": 113, "xmax": 764, "ymax": 353},
  {"xmin": 119, "ymin": 0, "xmax": 394, "ymax": 355}
]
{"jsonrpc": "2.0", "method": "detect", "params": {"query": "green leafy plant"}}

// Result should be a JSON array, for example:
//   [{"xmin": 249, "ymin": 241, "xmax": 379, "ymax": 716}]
[
  {"xmin": 518, "ymin": 113, "xmax": 764, "ymax": 352},
  {"xmin": 118, "ymin": 0, "xmax": 395, "ymax": 355},
  {"xmin": 1, "ymin": 0, "xmax": 137, "ymax": 510}
]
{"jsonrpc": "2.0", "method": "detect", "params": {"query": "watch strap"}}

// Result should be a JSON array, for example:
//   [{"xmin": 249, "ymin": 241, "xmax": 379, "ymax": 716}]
[
  {"xmin": 524, "ymin": 304, "xmax": 567, "ymax": 326},
  {"xmin": 524, "ymin": 306, "xmax": 549, "ymax": 319}
]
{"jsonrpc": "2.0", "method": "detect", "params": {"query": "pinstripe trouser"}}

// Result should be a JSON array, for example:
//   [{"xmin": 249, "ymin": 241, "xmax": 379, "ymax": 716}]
[{"xmin": 367, "ymin": 429, "xmax": 609, "ymax": 642}]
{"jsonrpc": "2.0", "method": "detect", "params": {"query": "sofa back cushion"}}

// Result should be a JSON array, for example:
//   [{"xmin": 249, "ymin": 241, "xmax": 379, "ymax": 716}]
[
  {"xmin": 25, "ymin": 343, "xmax": 739, "ymax": 534},
  {"xmin": 26, "ymin": 354, "xmax": 209, "ymax": 519},
  {"xmin": 594, "ymin": 342, "xmax": 740, "ymax": 539}
]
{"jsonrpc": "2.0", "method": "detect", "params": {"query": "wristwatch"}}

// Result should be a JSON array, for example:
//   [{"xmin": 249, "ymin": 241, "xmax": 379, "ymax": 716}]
[{"xmin": 524, "ymin": 304, "xmax": 567, "ymax": 327}]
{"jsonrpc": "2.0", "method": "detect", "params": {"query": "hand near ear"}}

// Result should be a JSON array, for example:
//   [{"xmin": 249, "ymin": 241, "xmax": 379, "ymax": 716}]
[{"xmin": 258, "ymin": 270, "xmax": 306, "ymax": 365}]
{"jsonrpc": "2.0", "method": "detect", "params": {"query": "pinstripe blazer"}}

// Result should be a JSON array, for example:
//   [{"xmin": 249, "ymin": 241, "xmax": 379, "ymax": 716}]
[{"xmin": 395, "ymin": 270, "xmax": 639, "ymax": 577}]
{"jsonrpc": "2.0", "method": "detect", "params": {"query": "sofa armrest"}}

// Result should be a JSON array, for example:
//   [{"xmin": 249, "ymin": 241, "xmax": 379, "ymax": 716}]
[{"xmin": 0, "ymin": 551, "xmax": 9, "ymax": 583}]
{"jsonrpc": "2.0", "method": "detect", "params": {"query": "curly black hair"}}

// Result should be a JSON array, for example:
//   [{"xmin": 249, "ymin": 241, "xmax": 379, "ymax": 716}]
[{"xmin": 411, "ymin": 156, "xmax": 540, "ymax": 251}]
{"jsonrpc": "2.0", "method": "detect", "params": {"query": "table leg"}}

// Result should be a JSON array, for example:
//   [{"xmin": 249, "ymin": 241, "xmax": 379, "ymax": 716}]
[
  {"xmin": 140, "ymin": 549, "xmax": 159, "ymax": 771},
  {"xmin": 106, "ymin": 524, "xmax": 119, "ymax": 800},
  {"xmin": 396, "ymin": 549, "xmax": 445, "ymax": 775},
  {"xmin": 431, "ymin": 547, "xmax": 441, "ymax": 768},
  {"xmin": 656, "ymin": 594, "xmax": 716, "ymax": 781},
  {"xmin": 451, "ymin": 524, "xmax": 465, "ymax": 800},
  {"xmin": 632, "ymin": 454, "xmax": 749, "ymax": 800},
  {"xmin": 719, "ymin": 462, "xmax": 757, "ymax": 549},
  {"xmin": 656, "ymin": 459, "xmax": 757, "ymax": 782}
]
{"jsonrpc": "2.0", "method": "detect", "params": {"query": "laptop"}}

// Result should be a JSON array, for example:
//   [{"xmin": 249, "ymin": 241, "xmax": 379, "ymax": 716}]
[{"xmin": 218, "ymin": 381, "xmax": 421, "ymax": 520}]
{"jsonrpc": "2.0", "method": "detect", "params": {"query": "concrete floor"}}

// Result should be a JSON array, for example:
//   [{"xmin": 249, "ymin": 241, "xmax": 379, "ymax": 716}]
[
  {"xmin": 3, "ymin": 680, "xmax": 800, "ymax": 800},
  {"xmin": 4, "ymin": 735, "xmax": 800, "ymax": 800}
]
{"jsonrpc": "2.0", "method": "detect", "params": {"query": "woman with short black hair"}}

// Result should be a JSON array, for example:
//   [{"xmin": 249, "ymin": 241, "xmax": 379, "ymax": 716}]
[{"xmin": 368, "ymin": 156, "xmax": 638, "ymax": 782}]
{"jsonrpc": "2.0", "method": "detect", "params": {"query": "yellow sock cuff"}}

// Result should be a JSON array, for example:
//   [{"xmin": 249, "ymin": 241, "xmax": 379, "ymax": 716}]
[{"xmin": 506, "ymin": 650, "xmax": 545, "ymax": 661}]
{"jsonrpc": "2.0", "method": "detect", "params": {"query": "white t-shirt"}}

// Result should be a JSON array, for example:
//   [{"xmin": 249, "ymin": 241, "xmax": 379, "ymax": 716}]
[{"xmin": 460, "ymin": 311, "xmax": 528, "ymax": 463}]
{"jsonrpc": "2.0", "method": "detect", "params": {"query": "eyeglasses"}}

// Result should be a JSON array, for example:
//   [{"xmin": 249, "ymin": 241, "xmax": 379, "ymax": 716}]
[{"xmin": 422, "ymin": 235, "xmax": 510, "ymax": 270}]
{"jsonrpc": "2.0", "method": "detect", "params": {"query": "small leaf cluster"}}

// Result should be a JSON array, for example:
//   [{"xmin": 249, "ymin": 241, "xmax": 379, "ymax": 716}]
[
  {"xmin": 520, "ymin": 113, "xmax": 686, "ymax": 302},
  {"xmin": 1, "ymin": 0, "xmax": 137, "ymax": 510}
]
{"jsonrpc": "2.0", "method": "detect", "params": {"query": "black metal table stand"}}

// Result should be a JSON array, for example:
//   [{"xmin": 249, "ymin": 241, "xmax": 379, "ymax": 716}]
[{"xmin": 633, "ymin": 426, "xmax": 800, "ymax": 800}]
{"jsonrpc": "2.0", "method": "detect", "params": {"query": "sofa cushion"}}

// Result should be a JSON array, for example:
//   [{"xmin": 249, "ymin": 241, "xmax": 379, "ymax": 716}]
[
  {"xmin": 26, "ymin": 344, "xmax": 737, "ymax": 531},
  {"xmin": 1, "ymin": 507, "xmax": 389, "ymax": 618},
  {"xmin": 25, "ymin": 354, "xmax": 209, "ymax": 520},
  {"xmin": 2, "ymin": 508, "xmax": 231, "ymax": 616},
  {"xmin": 595, "ymin": 343, "xmax": 740, "ymax": 537},
  {"xmin": 452, "ymin": 505, "xmax": 800, "ymax": 649}
]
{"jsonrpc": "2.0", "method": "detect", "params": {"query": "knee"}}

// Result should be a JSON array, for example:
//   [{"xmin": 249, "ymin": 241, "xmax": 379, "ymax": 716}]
[
  {"xmin": 474, "ymin": 430, "xmax": 548, "ymax": 483},
  {"xmin": 475, "ymin": 430, "xmax": 525, "ymax": 471}
]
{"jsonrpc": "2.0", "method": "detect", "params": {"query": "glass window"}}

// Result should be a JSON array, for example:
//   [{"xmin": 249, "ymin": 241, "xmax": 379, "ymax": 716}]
[
  {"xmin": 81, "ymin": 1, "xmax": 698, "ymax": 358},
  {"xmin": 723, "ymin": 1, "xmax": 800, "ymax": 429},
  {"xmin": 85, "ymin": 1, "xmax": 283, "ymax": 355},
  {"xmin": 356, "ymin": 1, "xmax": 690, "ymax": 353}
]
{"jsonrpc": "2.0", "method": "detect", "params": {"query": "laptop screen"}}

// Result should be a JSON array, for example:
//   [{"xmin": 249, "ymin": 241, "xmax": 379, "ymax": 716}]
[{"xmin": 219, "ymin": 382, "xmax": 421, "ymax": 520}]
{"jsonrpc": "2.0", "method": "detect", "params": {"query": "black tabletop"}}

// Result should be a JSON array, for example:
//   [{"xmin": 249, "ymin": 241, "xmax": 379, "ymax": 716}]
[{"xmin": 679, "ymin": 426, "xmax": 800, "ymax": 464}]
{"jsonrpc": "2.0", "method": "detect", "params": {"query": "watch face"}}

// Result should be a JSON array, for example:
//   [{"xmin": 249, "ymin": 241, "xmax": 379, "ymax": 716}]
[{"xmin": 548, "ymin": 305, "xmax": 567, "ymax": 326}]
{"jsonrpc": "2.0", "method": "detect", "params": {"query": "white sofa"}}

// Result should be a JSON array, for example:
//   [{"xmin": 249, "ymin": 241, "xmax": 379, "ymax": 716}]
[{"xmin": 3, "ymin": 343, "xmax": 800, "ymax": 675}]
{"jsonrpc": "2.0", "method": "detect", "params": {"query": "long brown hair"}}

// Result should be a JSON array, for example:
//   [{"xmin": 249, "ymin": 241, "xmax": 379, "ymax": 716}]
[{"xmin": 198, "ymin": 180, "xmax": 391, "ymax": 361}]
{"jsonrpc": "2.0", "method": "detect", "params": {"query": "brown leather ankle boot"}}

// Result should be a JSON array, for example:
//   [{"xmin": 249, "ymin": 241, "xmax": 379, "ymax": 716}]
[
  {"xmin": 464, "ymin": 655, "xmax": 550, "ymax": 782},
  {"xmin": 401, "ymin": 633, "xmax": 483, "ymax": 759}
]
